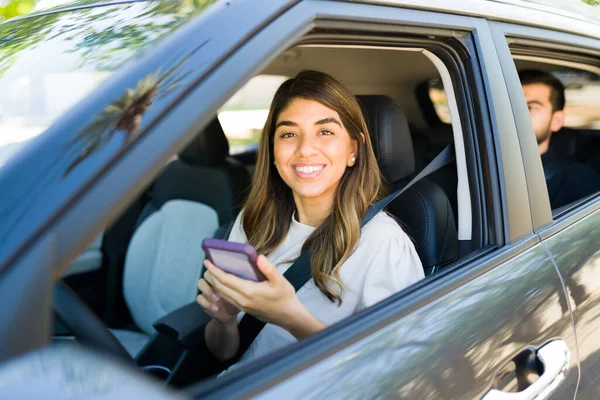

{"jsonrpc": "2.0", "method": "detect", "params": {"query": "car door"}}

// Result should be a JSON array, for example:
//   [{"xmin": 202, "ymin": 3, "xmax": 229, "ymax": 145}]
[
  {"xmin": 489, "ymin": 19, "xmax": 600, "ymax": 400},
  {"xmin": 171, "ymin": 1, "xmax": 578, "ymax": 398}
]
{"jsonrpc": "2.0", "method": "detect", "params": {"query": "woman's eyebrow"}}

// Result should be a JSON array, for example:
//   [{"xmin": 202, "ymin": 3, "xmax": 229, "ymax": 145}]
[
  {"xmin": 275, "ymin": 120, "xmax": 297, "ymax": 129},
  {"xmin": 275, "ymin": 117, "xmax": 342, "ymax": 129},
  {"xmin": 315, "ymin": 117, "xmax": 341, "ymax": 127}
]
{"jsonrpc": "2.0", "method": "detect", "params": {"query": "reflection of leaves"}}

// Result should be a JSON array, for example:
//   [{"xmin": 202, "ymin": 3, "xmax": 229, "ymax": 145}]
[
  {"xmin": 0, "ymin": 0, "xmax": 216, "ymax": 77},
  {"xmin": 63, "ymin": 0, "xmax": 216, "ymax": 70},
  {"xmin": 0, "ymin": 13, "xmax": 59, "ymax": 76},
  {"xmin": 63, "ymin": 62, "xmax": 186, "ymax": 175}
]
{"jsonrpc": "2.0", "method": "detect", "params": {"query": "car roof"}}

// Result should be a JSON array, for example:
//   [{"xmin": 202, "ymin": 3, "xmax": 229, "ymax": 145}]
[
  {"xmin": 349, "ymin": 0, "xmax": 600, "ymax": 41},
  {"xmin": 8, "ymin": 0, "xmax": 600, "ymax": 41}
]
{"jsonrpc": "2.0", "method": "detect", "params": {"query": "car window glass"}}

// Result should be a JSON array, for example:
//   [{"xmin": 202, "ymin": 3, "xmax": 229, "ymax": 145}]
[
  {"xmin": 217, "ymin": 75, "xmax": 288, "ymax": 154},
  {"xmin": 0, "ymin": 0, "xmax": 210, "ymax": 169}
]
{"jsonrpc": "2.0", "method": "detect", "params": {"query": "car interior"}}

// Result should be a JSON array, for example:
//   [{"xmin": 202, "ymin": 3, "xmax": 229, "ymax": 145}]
[{"xmin": 54, "ymin": 38, "xmax": 600, "ymax": 387}]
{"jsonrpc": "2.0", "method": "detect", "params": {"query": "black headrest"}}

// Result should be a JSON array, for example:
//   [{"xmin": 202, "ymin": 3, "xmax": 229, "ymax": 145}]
[
  {"xmin": 357, "ymin": 95, "xmax": 415, "ymax": 182},
  {"xmin": 179, "ymin": 118, "xmax": 229, "ymax": 166}
]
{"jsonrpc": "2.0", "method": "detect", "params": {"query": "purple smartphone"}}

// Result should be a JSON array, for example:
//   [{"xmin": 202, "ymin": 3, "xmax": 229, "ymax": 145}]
[{"xmin": 202, "ymin": 238, "xmax": 266, "ymax": 282}]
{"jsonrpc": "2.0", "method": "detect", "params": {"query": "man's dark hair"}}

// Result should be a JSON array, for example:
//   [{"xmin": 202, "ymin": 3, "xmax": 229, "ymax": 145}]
[{"xmin": 519, "ymin": 69, "xmax": 566, "ymax": 112}]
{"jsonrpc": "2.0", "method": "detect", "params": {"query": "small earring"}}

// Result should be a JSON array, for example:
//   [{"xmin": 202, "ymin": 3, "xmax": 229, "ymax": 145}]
[{"xmin": 351, "ymin": 156, "xmax": 356, "ymax": 162}]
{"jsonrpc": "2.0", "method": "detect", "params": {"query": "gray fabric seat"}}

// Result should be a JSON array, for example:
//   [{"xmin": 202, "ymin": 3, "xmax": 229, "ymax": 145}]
[{"xmin": 110, "ymin": 200, "xmax": 219, "ymax": 357}]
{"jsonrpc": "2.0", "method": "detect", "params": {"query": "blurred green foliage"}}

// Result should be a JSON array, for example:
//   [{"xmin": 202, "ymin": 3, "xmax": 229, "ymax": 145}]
[{"xmin": 0, "ymin": 0, "xmax": 36, "ymax": 22}]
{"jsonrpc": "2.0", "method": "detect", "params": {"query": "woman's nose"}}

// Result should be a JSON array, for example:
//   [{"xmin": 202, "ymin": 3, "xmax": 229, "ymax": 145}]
[{"xmin": 296, "ymin": 134, "xmax": 318, "ymax": 157}]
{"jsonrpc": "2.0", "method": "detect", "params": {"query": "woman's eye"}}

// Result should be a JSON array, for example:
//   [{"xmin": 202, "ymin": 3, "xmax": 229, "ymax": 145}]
[
  {"xmin": 319, "ymin": 130, "xmax": 334, "ymax": 136},
  {"xmin": 280, "ymin": 132, "xmax": 296, "ymax": 138}
]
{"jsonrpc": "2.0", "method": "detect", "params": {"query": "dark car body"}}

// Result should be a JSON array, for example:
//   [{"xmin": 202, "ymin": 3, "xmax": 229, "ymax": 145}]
[{"xmin": 0, "ymin": 0, "xmax": 599, "ymax": 398}]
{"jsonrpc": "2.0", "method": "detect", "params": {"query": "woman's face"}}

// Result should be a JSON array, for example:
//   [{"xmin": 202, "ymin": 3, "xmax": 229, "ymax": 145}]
[{"xmin": 273, "ymin": 98, "xmax": 358, "ymax": 207}]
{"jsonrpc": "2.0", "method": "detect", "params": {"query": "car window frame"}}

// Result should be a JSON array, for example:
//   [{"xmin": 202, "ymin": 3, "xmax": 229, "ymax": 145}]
[{"xmin": 488, "ymin": 21, "xmax": 600, "ymax": 234}]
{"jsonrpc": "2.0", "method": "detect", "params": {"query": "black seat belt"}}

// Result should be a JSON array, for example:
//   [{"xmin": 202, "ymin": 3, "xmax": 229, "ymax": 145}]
[{"xmin": 234, "ymin": 143, "xmax": 455, "ymax": 360}]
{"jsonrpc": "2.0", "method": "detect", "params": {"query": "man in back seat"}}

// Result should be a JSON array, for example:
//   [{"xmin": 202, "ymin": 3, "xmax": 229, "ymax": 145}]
[{"xmin": 519, "ymin": 69, "xmax": 600, "ymax": 209}]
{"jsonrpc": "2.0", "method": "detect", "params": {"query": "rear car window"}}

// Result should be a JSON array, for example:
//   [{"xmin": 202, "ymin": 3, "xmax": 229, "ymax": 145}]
[
  {"xmin": 556, "ymin": 70, "xmax": 600, "ymax": 129},
  {"xmin": 0, "ymin": 0, "xmax": 212, "ymax": 169}
]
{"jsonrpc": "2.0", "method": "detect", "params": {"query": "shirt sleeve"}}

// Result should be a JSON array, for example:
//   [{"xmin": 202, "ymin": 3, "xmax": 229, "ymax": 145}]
[{"xmin": 359, "ymin": 235, "xmax": 425, "ymax": 309}]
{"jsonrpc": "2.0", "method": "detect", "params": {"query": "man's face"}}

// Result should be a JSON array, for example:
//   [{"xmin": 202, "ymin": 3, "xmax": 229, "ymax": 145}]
[{"xmin": 522, "ymin": 83, "xmax": 565, "ymax": 150}]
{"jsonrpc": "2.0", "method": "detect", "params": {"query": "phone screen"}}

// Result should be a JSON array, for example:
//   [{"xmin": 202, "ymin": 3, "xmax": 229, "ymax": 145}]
[{"xmin": 207, "ymin": 248, "xmax": 262, "ymax": 281}]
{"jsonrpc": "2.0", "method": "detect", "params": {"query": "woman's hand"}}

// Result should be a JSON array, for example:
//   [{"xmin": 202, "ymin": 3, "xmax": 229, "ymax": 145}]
[
  {"xmin": 203, "ymin": 255, "xmax": 297, "ymax": 326},
  {"xmin": 196, "ymin": 277, "xmax": 240, "ymax": 325},
  {"xmin": 203, "ymin": 255, "xmax": 326, "ymax": 339}
]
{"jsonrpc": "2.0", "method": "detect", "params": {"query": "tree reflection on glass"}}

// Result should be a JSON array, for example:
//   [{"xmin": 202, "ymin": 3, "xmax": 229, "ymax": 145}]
[
  {"xmin": 63, "ymin": 64, "xmax": 185, "ymax": 175},
  {"xmin": 0, "ymin": 13, "xmax": 59, "ymax": 76}
]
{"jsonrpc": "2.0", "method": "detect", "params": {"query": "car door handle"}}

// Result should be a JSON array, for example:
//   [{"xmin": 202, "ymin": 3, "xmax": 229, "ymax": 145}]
[{"xmin": 482, "ymin": 340, "xmax": 571, "ymax": 400}]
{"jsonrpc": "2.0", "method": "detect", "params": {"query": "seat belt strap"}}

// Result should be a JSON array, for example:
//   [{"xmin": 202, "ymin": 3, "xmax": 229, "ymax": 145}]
[{"xmin": 236, "ymin": 143, "xmax": 455, "ymax": 359}]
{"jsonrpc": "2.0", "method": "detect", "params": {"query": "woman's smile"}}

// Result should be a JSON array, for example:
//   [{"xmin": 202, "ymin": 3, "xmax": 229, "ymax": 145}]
[{"xmin": 292, "ymin": 163, "xmax": 326, "ymax": 178}]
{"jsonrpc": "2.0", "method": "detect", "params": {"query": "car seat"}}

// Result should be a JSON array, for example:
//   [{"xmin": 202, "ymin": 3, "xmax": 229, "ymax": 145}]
[
  {"xmin": 136, "ymin": 117, "xmax": 251, "ymax": 228},
  {"xmin": 108, "ymin": 118, "xmax": 250, "ymax": 357},
  {"xmin": 357, "ymin": 95, "xmax": 458, "ymax": 272},
  {"xmin": 109, "ymin": 200, "xmax": 218, "ymax": 357}
]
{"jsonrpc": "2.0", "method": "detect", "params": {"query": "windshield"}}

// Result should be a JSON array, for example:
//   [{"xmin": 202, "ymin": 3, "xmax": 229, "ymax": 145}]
[{"xmin": 0, "ymin": 0, "xmax": 213, "ymax": 168}]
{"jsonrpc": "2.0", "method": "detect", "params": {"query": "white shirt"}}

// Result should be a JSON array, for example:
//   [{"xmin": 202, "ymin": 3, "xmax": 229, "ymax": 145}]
[{"xmin": 227, "ymin": 210, "xmax": 424, "ymax": 368}]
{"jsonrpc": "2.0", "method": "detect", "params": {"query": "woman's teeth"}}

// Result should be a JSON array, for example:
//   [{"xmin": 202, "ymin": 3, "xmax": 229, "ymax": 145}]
[{"xmin": 294, "ymin": 165, "xmax": 324, "ymax": 173}]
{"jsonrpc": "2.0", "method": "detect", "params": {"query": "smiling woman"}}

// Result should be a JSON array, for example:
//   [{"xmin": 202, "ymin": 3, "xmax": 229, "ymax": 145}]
[{"xmin": 196, "ymin": 70, "xmax": 424, "ymax": 369}]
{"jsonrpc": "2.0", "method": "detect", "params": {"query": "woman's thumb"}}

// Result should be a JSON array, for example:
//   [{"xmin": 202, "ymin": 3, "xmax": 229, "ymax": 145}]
[{"xmin": 256, "ymin": 254, "xmax": 279, "ymax": 282}]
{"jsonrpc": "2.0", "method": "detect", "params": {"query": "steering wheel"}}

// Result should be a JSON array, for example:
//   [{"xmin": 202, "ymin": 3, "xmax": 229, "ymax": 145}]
[{"xmin": 53, "ymin": 282, "xmax": 136, "ymax": 365}]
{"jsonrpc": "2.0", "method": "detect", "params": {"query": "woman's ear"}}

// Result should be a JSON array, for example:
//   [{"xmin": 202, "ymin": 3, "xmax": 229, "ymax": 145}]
[{"xmin": 348, "ymin": 135, "xmax": 361, "ymax": 167}]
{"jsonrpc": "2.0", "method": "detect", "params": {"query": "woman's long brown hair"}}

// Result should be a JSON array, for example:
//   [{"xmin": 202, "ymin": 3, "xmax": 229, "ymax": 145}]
[{"xmin": 242, "ymin": 70, "xmax": 385, "ymax": 305}]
